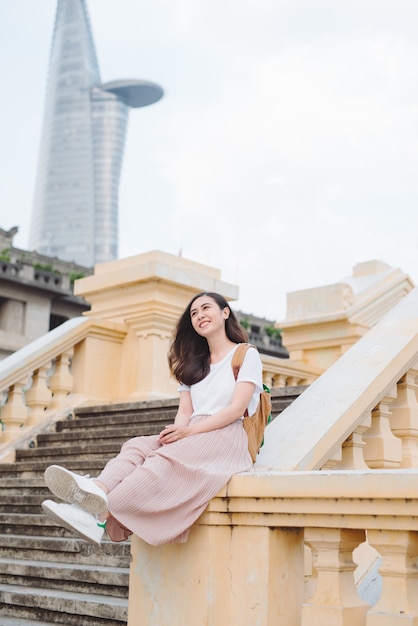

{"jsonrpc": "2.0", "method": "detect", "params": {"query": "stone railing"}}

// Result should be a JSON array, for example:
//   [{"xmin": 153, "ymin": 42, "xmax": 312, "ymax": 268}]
[
  {"xmin": 134, "ymin": 469, "xmax": 418, "ymax": 625},
  {"xmin": 261, "ymin": 353, "xmax": 323, "ymax": 388},
  {"xmin": 257, "ymin": 289, "xmax": 418, "ymax": 473},
  {"xmin": 128, "ymin": 287, "xmax": 418, "ymax": 626},
  {"xmin": 0, "ymin": 316, "xmax": 127, "ymax": 461},
  {"xmin": 191, "ymin": 469, "xmax": 418, "ymax": 626}
]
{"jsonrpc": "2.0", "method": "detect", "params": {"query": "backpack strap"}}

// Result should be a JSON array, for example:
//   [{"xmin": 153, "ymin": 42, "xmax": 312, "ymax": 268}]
[
  {"xmin": 231, "ymin": 343, "xmax": 259, "ymax": 421},
  {"xmin": 231, "ymin": 343, "xmax": 257, "ymax": 380}
]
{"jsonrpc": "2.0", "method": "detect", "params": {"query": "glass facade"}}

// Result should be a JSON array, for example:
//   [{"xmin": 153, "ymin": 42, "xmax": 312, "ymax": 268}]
[{"xmin": 29, "ymin": 0, "xmax": 163, "ymax": 267}]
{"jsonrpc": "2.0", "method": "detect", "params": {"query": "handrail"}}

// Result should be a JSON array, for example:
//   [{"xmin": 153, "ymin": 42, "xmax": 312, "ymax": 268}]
[
  {"xmin": 261, "ymin": 353, "xmax": 323, "ymax": 387},
  {"xmin": 257, "ymin": 287, "xmax": 418, "ymax": 470},
  {"xmin": 0, "ymin": 317, "xmax": 88, "ymax": 387},
  {"xmin": 0, "ymin": 317, "xmax": 125, "ymax": 390},
  {"xmin": 0, "ymin": 315, "xmax": 128, "ymax": 458}
]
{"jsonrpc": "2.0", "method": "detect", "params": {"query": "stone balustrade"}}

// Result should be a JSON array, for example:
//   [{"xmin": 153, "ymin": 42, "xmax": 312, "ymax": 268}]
[
  {"xmin": 128, "ymin": 363, "xmax": 418, "ymax": 625},
  {"xmin": 132, "ymin": 469, "xmax": 418, "ymax": 626},
  {"xmin": 128, "ymin": 285, "xmax": 418, "ymax": 626},
  {"xmin": 0, "ymin": 317, "xmax": 86, "ymax": 447},
  {"xmin": 1, "ymin": 251, "xmax": 417, "ymax": 625},
  {"xmin": 0, "ymin": 316, "xmax": 127, "ymax": 461},
  {"xmin": 261, "ymin": 353, "xmax": 323, "ymax": 388}
]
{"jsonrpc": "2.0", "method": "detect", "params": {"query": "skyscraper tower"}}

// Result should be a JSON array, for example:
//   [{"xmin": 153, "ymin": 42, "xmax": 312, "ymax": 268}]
[{"xmin": 29, "ymin": 0, "xmax": 163, "ymax": 267}]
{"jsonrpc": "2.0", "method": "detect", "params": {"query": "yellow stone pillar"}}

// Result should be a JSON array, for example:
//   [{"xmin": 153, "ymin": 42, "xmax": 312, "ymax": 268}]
[
  {"xmin": 390, "ymin": 369, "xmax": 418, "ymax": 468},
  {"xmin": 279, "ymin": 261, "xmax": 414, "ymax": 370},
  {"xmin": 363, "ymin": 388, "xmax": 402, "ymax": 468},
  {"xmin": 74, "ymin": 251, "xmax": 238, "ymax": 401},
  {"xmin": 128, "ymin": 522, "xmax": 304, "ymax": 626}
]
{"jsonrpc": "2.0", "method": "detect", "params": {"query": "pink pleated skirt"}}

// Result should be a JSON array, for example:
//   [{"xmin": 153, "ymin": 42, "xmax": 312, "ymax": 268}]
[{"xmin": 97, "ymin": 415, "xmax": 253, "ymax": 546}]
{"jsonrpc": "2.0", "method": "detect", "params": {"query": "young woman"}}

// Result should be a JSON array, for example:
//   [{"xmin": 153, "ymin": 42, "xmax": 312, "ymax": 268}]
[{"xmin": 42, "ymin": 292, "xmax": 263, "ymax": 546}]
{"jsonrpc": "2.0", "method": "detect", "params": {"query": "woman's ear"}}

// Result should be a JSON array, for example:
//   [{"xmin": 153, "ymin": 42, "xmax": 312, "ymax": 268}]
[{"xmin": 223, "ymin": 307, "xmax": 230, "ymax": 320}]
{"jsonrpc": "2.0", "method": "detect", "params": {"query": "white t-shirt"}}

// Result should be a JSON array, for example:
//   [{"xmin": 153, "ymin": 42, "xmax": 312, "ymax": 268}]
[{"xmin": 178, "ymin": 344, "xmax": 263, "ymax": 418}]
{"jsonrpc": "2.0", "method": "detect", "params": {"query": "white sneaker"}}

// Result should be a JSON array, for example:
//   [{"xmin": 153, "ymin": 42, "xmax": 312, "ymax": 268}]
[
  {"xmin": 42, "ymin": 500, "xmax": 105, "ymax": 545},
  {"xmin": 44, "ymin": 465, "xmax": 108, "ymax": 514}
]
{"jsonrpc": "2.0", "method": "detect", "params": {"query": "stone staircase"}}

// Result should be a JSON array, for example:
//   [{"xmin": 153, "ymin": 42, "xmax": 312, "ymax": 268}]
[{"xmin": 0, "ymin": 387, "xmax": 306, "ymax": 625}]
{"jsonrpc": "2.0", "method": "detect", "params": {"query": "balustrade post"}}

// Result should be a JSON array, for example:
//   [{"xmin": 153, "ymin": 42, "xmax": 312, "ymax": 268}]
[
  {"xmin": 321, "ymin": 447, "xmax": 343, "ymax": 469},
  {"xmin": 262, "ymin": 370, "xmax": 274, "ymax": 388},
  {"xmin": 334, "ymin": 413, "xmax": 371, "ymax": 470},
  {"xmin": 390, "ymin": 370, "xmax": 418, "ymax": 468},
  {"xmin": 119, "ymin": 318, "xmax": 177, "ymax": 400},
  {"xmin": 48, "ymin": 350, "xmax": 74, "ymax": 410},
  {"xmin": 26, "ymin": 365, "xmax": 53, "ymax": 425},
  {"xmin": 276, "ymin": 374, "xmax": 288, "ymax": 387},
  {"xmin": 303, "ymin": 527, "xmax": 369, "ymax": 626},
  {"xmin": 363, "ymin": 388, "xmax": 402, "ymax": 468},
  {"xmin": 0, "ymin": 380, "xmax": 29, "ymax": 441},
  {"xmin": 366, "ymin": 529, "xmax": 418, "ymax": 625}
]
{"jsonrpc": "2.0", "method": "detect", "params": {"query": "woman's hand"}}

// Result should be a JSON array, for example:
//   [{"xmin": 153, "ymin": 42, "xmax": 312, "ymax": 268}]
[{"xmin": 158, "ymin": 424, "xmax": 192, "ymax": 444}]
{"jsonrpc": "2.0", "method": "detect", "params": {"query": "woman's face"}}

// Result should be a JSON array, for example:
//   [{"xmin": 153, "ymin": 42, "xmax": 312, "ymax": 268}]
[{"xmin": 190, "ymin": 295, "xmax": 229, "ymax": 337}]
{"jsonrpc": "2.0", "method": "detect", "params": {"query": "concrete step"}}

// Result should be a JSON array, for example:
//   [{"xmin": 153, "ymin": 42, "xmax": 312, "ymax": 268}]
[
  {"xmin": 0, "ymin": 512, "xmax": 128, "ymax": 542},
  {"xmin": 58, "ymin": 403, "xmax": 179, "ymax": 432},
  {"xmin": 0, "ymin": 458, "xmax": 112, "ymax": 477},
  {"xmin": 13, "ymin": 389, "xmax": 304, "ymax": 465},
  {"xmin": 73, "ymin": 398, "xmax": 179, "ymax": 420},
  {"xmin": 0, "ymin": 534, "xmax": 131, "ymax": 568},
  {"xmin": 270, "ymin": 385, "xmax": 309, "ymax": 415},
  {"xmin": 0, "ymin": 476, "xmax": 46, "ymax": 488},
  {"xmin": 37, "ymin": 421, "xmax": 167, "ymax": 445},
  {"xmin": 15, "ymin": 442, "xmax": 130, "ymax": 461},
  {"xmin": 61, "ymin": 388, "xmax": 304, "ymax": 430},
  {"xmin": 1, "ymin": 617, "xmax": 67, "ymax": 626},
  {"xmin": 0, "ymin": 557, "xmax": 129, "ymax": 598},
  {"xmin": 0, "ymin": 512, "xmax": 97, "ymax": 537},
  {"xmin": 0, "ymin": 477, "xmax": 47, "ymax": 494},
  {"xmin": 0, "ymin": 584, "xmax": 128, "ymax": 625},
  {"xmin": 0, "ymin": 494, "xmax": 50, "ymax": 514}
]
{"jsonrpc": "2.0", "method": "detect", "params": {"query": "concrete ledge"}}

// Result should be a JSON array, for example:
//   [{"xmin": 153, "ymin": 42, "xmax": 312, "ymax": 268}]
[{"xmin": 199, "ymin": 469, "xmax": 418, "ymax": 531}]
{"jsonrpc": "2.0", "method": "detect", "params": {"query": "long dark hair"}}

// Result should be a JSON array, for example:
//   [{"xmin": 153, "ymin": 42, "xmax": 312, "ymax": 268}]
[{"xmin": 168, "ymin": 292, "xmax": 248, "ymax": 385}]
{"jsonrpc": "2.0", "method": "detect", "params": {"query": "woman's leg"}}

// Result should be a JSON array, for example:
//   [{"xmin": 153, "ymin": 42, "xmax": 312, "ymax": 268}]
[
  {"xmin": 94, "ymin": 434, "xmax": 162, "ymax": 491},
  {"xmin": 94, "ymin": 435, "xmax": 162, "ymax": 526},
  {"xmin": 42, "ymin": 435, "xmax": 163, "ymax": 544},
  {"xmin": 44, "ymin": 434, "xmax": 162, "ymax": 513}
]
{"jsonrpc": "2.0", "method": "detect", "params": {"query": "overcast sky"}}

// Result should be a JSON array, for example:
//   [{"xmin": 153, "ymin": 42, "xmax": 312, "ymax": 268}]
[{"xmin": 1, "ymin": 0, "xmax": 417, "ymax": 320}]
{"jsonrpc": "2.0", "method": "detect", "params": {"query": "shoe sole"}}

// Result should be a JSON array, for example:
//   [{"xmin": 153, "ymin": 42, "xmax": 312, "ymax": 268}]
[
  {"xmin": 44, "ymin": 466, "xmax": 108, "ymax": 514},
  {"xmin": 42, "ymin": 501, "xmax": 102, "ymax": 545}
]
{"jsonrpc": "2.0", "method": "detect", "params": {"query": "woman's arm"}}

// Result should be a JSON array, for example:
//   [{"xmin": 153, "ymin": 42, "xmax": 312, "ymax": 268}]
[
  {"xmin": 158, "ymin": 391, "xmax": 193, "ymax": 443},
  {"xmin": 159, "ymin": 381, "xmax": 255, "ymax": 443},
  {"xmin": 173, "ymin": 390, "xmax": 194, "ymax": 426}
]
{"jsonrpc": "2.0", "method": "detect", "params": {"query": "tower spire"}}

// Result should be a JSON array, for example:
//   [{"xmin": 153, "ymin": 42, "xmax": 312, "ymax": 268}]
[{"xmin": 29, "ymin": 0, "xmax": 163, "ymax": 267}]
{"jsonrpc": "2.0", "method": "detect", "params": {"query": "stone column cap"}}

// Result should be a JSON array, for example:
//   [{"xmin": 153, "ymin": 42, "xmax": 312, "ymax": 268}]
[{"xmin": 74, "ymin": 250, "xmax": 238, "ymax": 301}]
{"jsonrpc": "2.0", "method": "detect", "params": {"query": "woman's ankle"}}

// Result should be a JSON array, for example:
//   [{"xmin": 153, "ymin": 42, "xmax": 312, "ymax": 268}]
[{"xmin": 93, "ymin": 479, "xmax": 109, "ymax": 495}]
